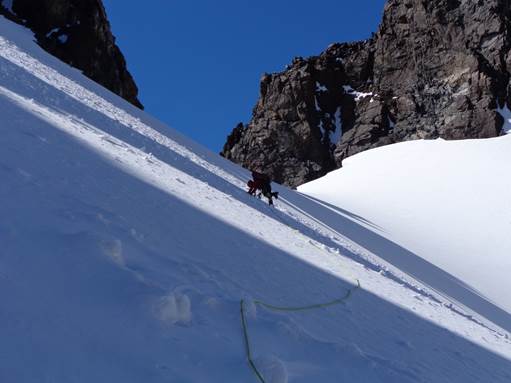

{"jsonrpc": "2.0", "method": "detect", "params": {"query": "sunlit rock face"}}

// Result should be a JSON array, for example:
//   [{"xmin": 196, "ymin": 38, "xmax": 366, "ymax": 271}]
[{"xmin": 222, "ymin": 0, "xmax": 511, "ymax": 187}]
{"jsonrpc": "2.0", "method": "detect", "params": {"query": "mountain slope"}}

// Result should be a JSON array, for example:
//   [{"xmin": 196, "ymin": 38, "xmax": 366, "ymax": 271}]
[{"xmin": 1, "ymin": 16, "xmax": 510, "ymax": 383}]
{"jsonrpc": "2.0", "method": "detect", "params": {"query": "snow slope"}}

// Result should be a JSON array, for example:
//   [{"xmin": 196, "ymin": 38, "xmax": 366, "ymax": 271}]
[
  {"xmin": 299, "ymin": 137, "xmax": 511, "ymax": 315},
  {"xmin": 1, "ymin": 16, "xmax": 511, "ymax": 382}
]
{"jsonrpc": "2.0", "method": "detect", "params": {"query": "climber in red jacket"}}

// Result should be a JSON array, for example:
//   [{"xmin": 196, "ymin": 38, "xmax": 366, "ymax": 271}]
[{"xmin": 247, "ymin": 171, "xmax": 279, "ymax": 205}]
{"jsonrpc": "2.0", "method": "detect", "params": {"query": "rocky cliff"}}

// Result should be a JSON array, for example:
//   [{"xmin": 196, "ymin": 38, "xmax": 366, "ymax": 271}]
[
  {"xmin": 222, "ymin": 0, "xmax": 511, "ymax": 187},
  {"xmin": 0, "ymin": 0, "xmax": 143, "ymax": 108}
]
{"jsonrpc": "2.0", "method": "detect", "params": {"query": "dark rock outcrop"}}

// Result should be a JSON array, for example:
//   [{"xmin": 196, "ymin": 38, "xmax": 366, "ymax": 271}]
[
  {"xmin": 222, "ymin": 0, "xmax": 511, "ymax": 187},
  {"xmin": 0, "ymin": 0, "xmax": 143, "ymax": 108}
]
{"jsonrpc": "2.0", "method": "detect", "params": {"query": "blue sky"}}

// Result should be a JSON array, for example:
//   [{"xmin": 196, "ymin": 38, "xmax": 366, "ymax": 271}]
[{"xmin": 102, "ymin": 1, "xmax": 386, "ymax": 152}]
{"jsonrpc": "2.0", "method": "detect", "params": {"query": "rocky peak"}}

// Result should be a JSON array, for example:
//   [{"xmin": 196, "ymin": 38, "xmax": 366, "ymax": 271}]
[
  {"xmin": 222, "ymin": 0, "xmax": 511, "ymax": 187},
  {"xmin": 0, "ymin": 0, "xmax": 143, "ymax": 109}
]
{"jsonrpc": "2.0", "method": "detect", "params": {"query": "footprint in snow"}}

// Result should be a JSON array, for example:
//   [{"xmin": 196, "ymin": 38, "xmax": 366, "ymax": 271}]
[
  {"xmin": 254, "ymin": 355, "xmax": 288, "ymax": 383},
  {"xmin": 156, "ymin": 292, "xmax": 192, "ymax": 326}
]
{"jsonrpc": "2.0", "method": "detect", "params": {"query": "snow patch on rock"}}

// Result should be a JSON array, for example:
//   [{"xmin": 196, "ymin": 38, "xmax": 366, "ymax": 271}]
[
  {"xmin": 330, "ymin": 107, "xmax": 342, "ymax": 144},
  {"xmin": 497, "ymin": 104, "xmax": 511, "ymax": 134},
  {"xmin": 318, "ymin": 120, "xmax": 325, "ymax": 138},
  {"xmin": 343, "ymin": 85, "xmax": 373, "ymax": 101},
  {"xmin": 314, "ymin": 96, "xmax": 321, "ymax": 112},
  {"xmin": 46, "ymin": 28, "xmax": 59, "ymax": 38},
  {"xmin": 316, "ymin": 82, "xmax": 328, "ymax": 93}
]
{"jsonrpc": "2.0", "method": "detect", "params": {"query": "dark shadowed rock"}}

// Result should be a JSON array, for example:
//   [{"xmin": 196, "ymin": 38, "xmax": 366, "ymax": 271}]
[
  {"xmin": 222, "ymin": 0, "xmax": 511, "ymax": 187},
  {"xmin": 0, "ymin": 0, "xmax": 143, "ymax": 108}
]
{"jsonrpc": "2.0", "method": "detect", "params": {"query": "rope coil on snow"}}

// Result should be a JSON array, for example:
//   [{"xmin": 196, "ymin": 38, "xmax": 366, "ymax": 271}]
[{"xmin": 240, "ymin": 279, "xmax": 361, "ymax": 382}]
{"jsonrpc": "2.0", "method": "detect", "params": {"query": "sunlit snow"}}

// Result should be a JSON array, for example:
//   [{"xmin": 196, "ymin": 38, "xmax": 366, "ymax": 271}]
[
  {"xmin": 343, "ymin": 85, "xmax": 373, "ymax": 101},
  {"xmin": 1, "ymin": 14, "xmax": 511, "ymax": 383}
]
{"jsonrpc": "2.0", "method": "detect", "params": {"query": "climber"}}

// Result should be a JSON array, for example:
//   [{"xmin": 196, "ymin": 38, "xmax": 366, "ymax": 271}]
[{"xmin": 247, "ymin": 171, "xmax": 279, "ymax": 205}]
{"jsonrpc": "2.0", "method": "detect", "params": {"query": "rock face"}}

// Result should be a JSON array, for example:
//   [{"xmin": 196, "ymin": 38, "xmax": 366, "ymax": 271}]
[
  {"xmin": 222, "ymin": 0, "xmax": 511, "ymax": 187},
  {"xmin": 0, "ymin": 0, "xmax": 143, "ymax": 108}
]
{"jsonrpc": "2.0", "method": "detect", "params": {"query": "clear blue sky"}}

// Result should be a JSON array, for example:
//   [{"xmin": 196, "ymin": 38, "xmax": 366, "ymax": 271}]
[{"xmin": 102, "ymin": 1, "xmax": 386, "ymax": 152}]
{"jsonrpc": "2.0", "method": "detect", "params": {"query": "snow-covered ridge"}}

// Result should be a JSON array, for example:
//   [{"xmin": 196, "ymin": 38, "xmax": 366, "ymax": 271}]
[{"xmin": 1, "ymin": 15, "xmax": 511, "ymax": 382}]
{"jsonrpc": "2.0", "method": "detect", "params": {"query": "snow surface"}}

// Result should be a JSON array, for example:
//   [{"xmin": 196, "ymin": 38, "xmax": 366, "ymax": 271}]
[
  {"xmin": 343, "ymin": 85, "xmax": 373, "ymax": 101},
  {"xmin": 300, "ymin": 138, "xmax": 511, "ymax": 317},
  {"xmin": 1, "ymin": 15, "xmax": 511, "ymax": 382}
]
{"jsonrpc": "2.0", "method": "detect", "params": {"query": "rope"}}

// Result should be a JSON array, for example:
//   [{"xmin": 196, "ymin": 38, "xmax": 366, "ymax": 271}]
[
  {"xmin": 240, "ymin": 300, "xmax": 267, "ymax": 383},
  {"xmin": 240, "ymin": 279, "xmax": 361, "ymax": 382},
  {"xmin": 254, "ymin": 279, "xmax": 360, "ymax": 312}
]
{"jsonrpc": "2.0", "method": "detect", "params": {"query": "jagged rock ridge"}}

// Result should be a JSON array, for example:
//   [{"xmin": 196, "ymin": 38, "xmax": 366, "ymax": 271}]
[
  {"xmin": 0, "ymin": 0, "xmax": 143, "ymax": 109},
  {"xmin": 222, "ymin": 0, "xmax": 511, "ymax": 187}
]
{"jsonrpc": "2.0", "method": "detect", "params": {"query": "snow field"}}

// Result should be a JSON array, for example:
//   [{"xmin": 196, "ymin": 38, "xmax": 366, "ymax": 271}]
[{"xmin": 1, "ymin": 15, "xmax": 511, "ymax": 383}]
